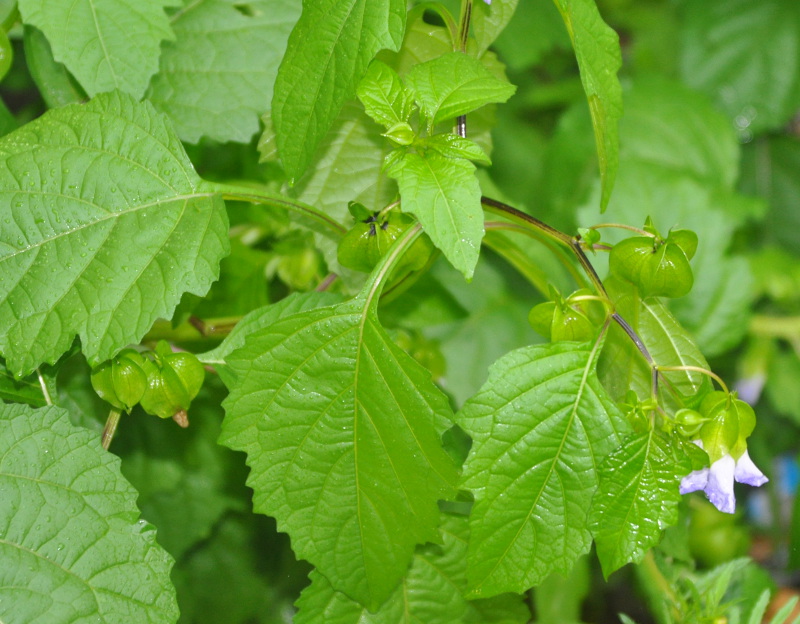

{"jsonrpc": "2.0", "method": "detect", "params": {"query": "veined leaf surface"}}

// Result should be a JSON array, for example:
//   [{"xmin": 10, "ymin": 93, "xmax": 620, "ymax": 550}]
[
  {"xmin": 0, "ymin": 402, "xmax": 178, "ymax": 623},
  {"xmin": 458, "ymin": 341, "xmax": 629, "ymax": 596},
  {"xmin": 0, "ymin": 91, "xmax": 229, "ymax": 376},
  {"xmin": 220, "ymin": 289, "xmax": 458, "ymax": 608}
]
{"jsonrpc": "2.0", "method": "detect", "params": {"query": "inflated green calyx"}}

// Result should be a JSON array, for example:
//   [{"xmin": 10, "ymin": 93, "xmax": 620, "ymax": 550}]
[
  {"xmin": 90, "ymin": 349, "xmax": 148, "ymax": 412},
  {"xmin": 139, "ymin": 341, "xmax": 205, "ymax": 424},
  {"xmin": 528, "ymin": 288, "xmax": 604, "ymax": 342}
]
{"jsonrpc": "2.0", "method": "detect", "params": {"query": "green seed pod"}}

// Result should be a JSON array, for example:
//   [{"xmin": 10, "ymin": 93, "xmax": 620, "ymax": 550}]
[
  {"xmin": 697, "ymin": 391, "xmax": 750, "ymax": 463},
  {"xmin": 609, "ymin": 235, "xmax": 694, "ymax": 298},
  {"xmin": 90, "ymin": 349, "xmax": 148, "ymax": 412},
  {"xmin": 675, "ymin": 408, "xmax": 706, "ymax": 437},
  {"xmin": 528, "ymin": 289, "xmax": 603, "ymax": 342},
  {"xmin": 140, "ymin": 342, "xmax": 205, "ymax": 421}
]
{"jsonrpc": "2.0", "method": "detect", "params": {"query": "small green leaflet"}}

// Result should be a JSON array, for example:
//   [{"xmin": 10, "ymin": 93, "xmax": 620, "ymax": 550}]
[
  {"xmin": 472, "ymin": 0, "xmax": 520, "ymax": 57},
  {"xmin": 272, "ymin": 0, "xmax": 406, "ymax": 181},
  {"xmin": 219, "ymin": 286, "xmax": 458, "ymax": 608},
  {"xmin": 0, "ymin": 91, "xmax": 229, "ymax": 376},
  {"xmin": 0, "ymin": 402, "xmax": 178, "ymax": 623},
  {"xmin": 552, "ymin": 0, "xmax": 622, "ymax": 212},
  {"xmin": 405, "ymin": 52, "xmax": 516, "ymax": 128},
  {"xmin": 457, "ymin": 341, "xmax": 630, "ymax": 597},
  {"xmin": 386, "ymin": 152, "xmax": 484, "ymax": 280},
  {"xmin": 147, "ymin": 0, "xmax": 301, "ymax": 143},
  {"xmin": 589, "ymin": 430, "xmax": 692, "ymax": 577},
  {"xmin": 18, "ymin": 0, "xmax": 174, "ymax": 98},
  {"xmin": 357, "ymin": 60, "xmax": 416, "ymax": 129},
  {"xmin": 294, "ymin": 513, "xmax": 530, "ymax": 624}
]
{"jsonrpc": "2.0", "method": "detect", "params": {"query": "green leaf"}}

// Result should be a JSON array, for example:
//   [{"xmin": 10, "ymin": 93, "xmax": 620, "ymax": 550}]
[
  {"xmin": 147, "ymin": 0, "xmax": 300, "ymax": 144},
  {"xmin": 200, "ymin": 291, "xmax": 343, "ymax": 369},
  {"xmin": 18, "ymin": 0, "xmax": 174, "ymax": 98},
  {"xmin": 552, "ymin": 0, "xmax": 623, "ymax": 212},
  {"xmin": 272, "ymin": 0, "xmax": 406, "ymax": 181},
  {"xmin": 386, "ymin": 152, "xmax": 483, "ymax": 279},
  {"xmin": 590, "ymin": 430, "xmax": 692, "ymax": 577},
  {"xmin": 22, "ymin": 25, "xmax": 86, "ymax": 109},
  {"xmin": 404, "ymin": 51, "xmax": 516, "ymax": 127},
  {"xmin": 294, "ymin": 513, "xmax": 530, "ymax": 624},
  {"xmin": 598, "ymin": 277, "xmax": 711, "ymax": 406},
  {"xmin": 472, "ymin": 0, "xmax": 520, "ymax": 57},
  {"xmin": 679, "ymin": 0, "xmax": 800, "ymax": 135},
  {"xmin": 457, "ymin": 341, "xmax": 630, "ymax": 597},
  {"xmin": 356, "ymin": 59, "xmax": 416, "ymax": 129},
  {"xmin": 219, "ymin": 290, "xmax": 459, "ymax": 608},
  {"xmin": 422, "ymin": 133, "xmax": 492, "ymax": 165},
  {"xmin": 0, "ymin": 91, "xmax": 229, "ymax": 376},
  {"xmin": 0, "ymin": 401, "xmax": 178, "ymax": 622}
]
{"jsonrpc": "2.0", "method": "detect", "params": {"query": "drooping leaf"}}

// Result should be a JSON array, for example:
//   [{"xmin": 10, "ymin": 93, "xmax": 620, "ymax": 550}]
[
  {"xmin": 386, "ymin": 152, "xmax": 483, "ymax": 279},
  {"xmin": 147, "ymin": 0, "xmax": 301, "ymax": 144},
  {"xmin": 472, "ymin": 0, "xmax": 520, "ymax": 57},
  {"xmin": 0, "ymin": 401, "xmax": 178, "ymax": 622},
  {"xmin": 272, "ymin": 0, "xmax": 406, "ymax": 181},
  {"xmin": 590, "ymin": 430, "xmax": 692, "ymax": 577},
  {"xmin": 457, "ymin": 341, "xmax": 630, "ymax": 597},
  {"xmin": 18, "ymin": 0, "xmax": 174, "ymax": 98},
  {"xmin": 357, "ymin": 59, "xmax": 416, "ymax": 129},
  {"xmin": 219, "ymin": 289, "xmax": 458, "ymax": 608},
  {"xmin": 22, "ymin": 25, "xmax": 86, "ymax": 109},
  {"xmin": 294, "ymin": 513, "xmax": 530, "ymax": 624},
  {"xmin": 296, "ymin": 513, "xmax": 527, "ymax": 622},
  {"xmin": 552, "ymin": 0, "xmax": 623, "ymax": 212},
  {"xmin": 404, "ymin": 51, "xmax": 516, "ymax": 128},
  {"xmin": 679, "ymin": 0, "xmax": 800, "ymax": 135},
  {"xmin": 0, "ymin": 91, "xmax": 229, "ymax": 376}
]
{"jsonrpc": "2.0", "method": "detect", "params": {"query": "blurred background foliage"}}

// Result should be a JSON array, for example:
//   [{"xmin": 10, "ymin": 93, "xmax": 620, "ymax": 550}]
[{"xmin": 2, "ymin": 0, "xmax": 799, "ymax": 621}]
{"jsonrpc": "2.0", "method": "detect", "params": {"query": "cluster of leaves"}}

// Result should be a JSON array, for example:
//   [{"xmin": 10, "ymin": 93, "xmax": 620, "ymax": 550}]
[{"xmin": 0, "ymin": 0, "xmax": 799, "ymax": 623}]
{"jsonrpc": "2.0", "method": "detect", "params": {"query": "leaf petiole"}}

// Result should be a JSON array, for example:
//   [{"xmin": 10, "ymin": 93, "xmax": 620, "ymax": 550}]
[{"xmin": 101, "ymin": 408, "xmax": 122, "ymax": 450}]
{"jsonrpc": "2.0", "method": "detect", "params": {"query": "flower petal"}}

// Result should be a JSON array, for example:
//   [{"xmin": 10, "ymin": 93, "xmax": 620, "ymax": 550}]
[
  {"xmin": 680, "ymin": 468, "xmax": 709, "ymax": 494},
  {"xmin": 706, "ymin": 454, "xmax": 736, "ymax": 514},
  {"xmin": 734, "ymin": 450, "xmax": 769, "ymax": 487}
]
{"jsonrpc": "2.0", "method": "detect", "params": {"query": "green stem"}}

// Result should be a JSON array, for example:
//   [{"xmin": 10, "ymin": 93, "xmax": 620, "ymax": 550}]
[
  {"xmin": 639, "ymin": 550, "xmax": 682, "ymax": 623},
  {"xmin": 212, "ymin": 181, "xmax": 346, "ymax": 238},
  {"xmin": 657, "ymin": 365, "xmax": 730, "ymax": 395},
  {"xmin": 36, "ymin": 368, "xmax": 53, "ymax": 406},
  {"xmin": 101, "ymin": 408, "xmax": 122, "ymax": 450},
  {"xmin": 590, "ymin": 222, "xmax": 653, "ymax": 237},
  {"xmin": 482, "ymin": 196, "xmax": 606, "ymax": 297},
  {"xmin": 362, "ymin": 224, "xmax": 424, "ymax": 308}
]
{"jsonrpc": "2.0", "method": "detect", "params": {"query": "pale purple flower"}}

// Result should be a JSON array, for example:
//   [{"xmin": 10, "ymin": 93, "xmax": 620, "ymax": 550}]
[
  {"xmin": 483, "ymin": 0, "xmax": 491, "ymax": 4},
  {"xmin": 680, "ymin": 441, "xmax": 768, "ymax": 514}
]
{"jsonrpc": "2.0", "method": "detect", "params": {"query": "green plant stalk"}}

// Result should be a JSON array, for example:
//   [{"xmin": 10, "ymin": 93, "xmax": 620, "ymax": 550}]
[
  {"xmin": 212, "ymin": 181, "xmax": 347, "ymax": 238},
  {"xmin": 101, "ymin": 408, "xmax": 123, "ymax": 450}
]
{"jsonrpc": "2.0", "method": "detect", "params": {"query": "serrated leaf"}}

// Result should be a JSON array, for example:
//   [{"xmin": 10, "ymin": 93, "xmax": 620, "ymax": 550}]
[
  {"xmin": 679, "ymin": 0, "xmax": 800, "ymax": 135},
  {"xmin": 386, "ymin": 152, "xmax": 483, "ymax": 279},
  {"xmin": 219, "ymin": 291, "xmax": 458, "ymax": 608},
  {"xmin": 405, "ymin": 51, "xmax": 516, "ymax": 127},
  {"xmin": 147, "ymin": 0, "xmax": 300, "ymax": 144},
  {"xmin": 457, "ymin": 341, "xmax": 630, "ymax": 597},
  {"xmin": 272, "ymin": 0, "xmax": 406, "ymax": 181},
  {"xmin": 357, "ymin": 59, "xmax": 416, "ymax": 129},
  {"xmin": 294, "ymin": 513, "xmax": 530, "ymax": 624},
  {"xmin": 200, "ymin": 291, "xmax": 343, "ymax": 369},
  {"xmin": 18, "ymin": 0, "xmax": 174, "ymax": 98},
  {"xmin": 423, "ymin": 134, "xmax": 491, "ymax": 165},
  {"xmin": 553, "ymin": 0, "xmax": 622, "ymax": 212},
  {"xmin": 0, "ymin": 91, "xmax": 229, "ymax": 376},
  {"xmin": 472, "ymin": 0, "xmax": 520, "ymax": 57},
  {"xmin": 589, "ymin": 430, "xmax": 692, "ymax": 577},
  {"xmin": 0, "ymin": 401, "xmax": 178, "ymax": 623}
]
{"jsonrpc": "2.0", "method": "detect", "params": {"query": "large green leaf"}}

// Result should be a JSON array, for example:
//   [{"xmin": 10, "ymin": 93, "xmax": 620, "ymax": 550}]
[
  {"xmin": 457, "ymin": 341, "xmax": 630, "ymax": 597},
  {"xmin": 272, "ymin": 0, "xmax": 406, "ymax": 181},
  {"xmin": 679, "ymin": 0, "xmax": 800, "ymax": 135},
  {"xmin": 552, "ymin": 0, "xmax": 623, "ymax": 212},
  {"xmin": 294, "ymin": 513, "xmax": 530, "ymax": 623},
  {"xmin": 404, "ymin": 52, "xmax": 516, "ymax": 127},
  {"xmin": 472, "ymin": 0, "xmax": 520, "ymax": 57},
  {"xmin": 147, "ymin": 0, "xmax": 300, "ymax": 144},
  {"xmin": 589, "ymin": 430, "xmax": 692, "ymax": 577},
  {"xmin": 0, "ymin": 402, "xmax": 178, "ymax": 623},
  {"xmin": 0, "ymin": 91, "xmax": 229, "ymax": 376},
  {"xmin": 18, "ymin": 0, "xmax": 174, "ymax": 98},
  {"xmin": 386, "ymin": 152, "xmax": 483, "ymax": 279},
  {"xmin": 219, "ymin": 286, "xmax": 459, "ymax": 608}
]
